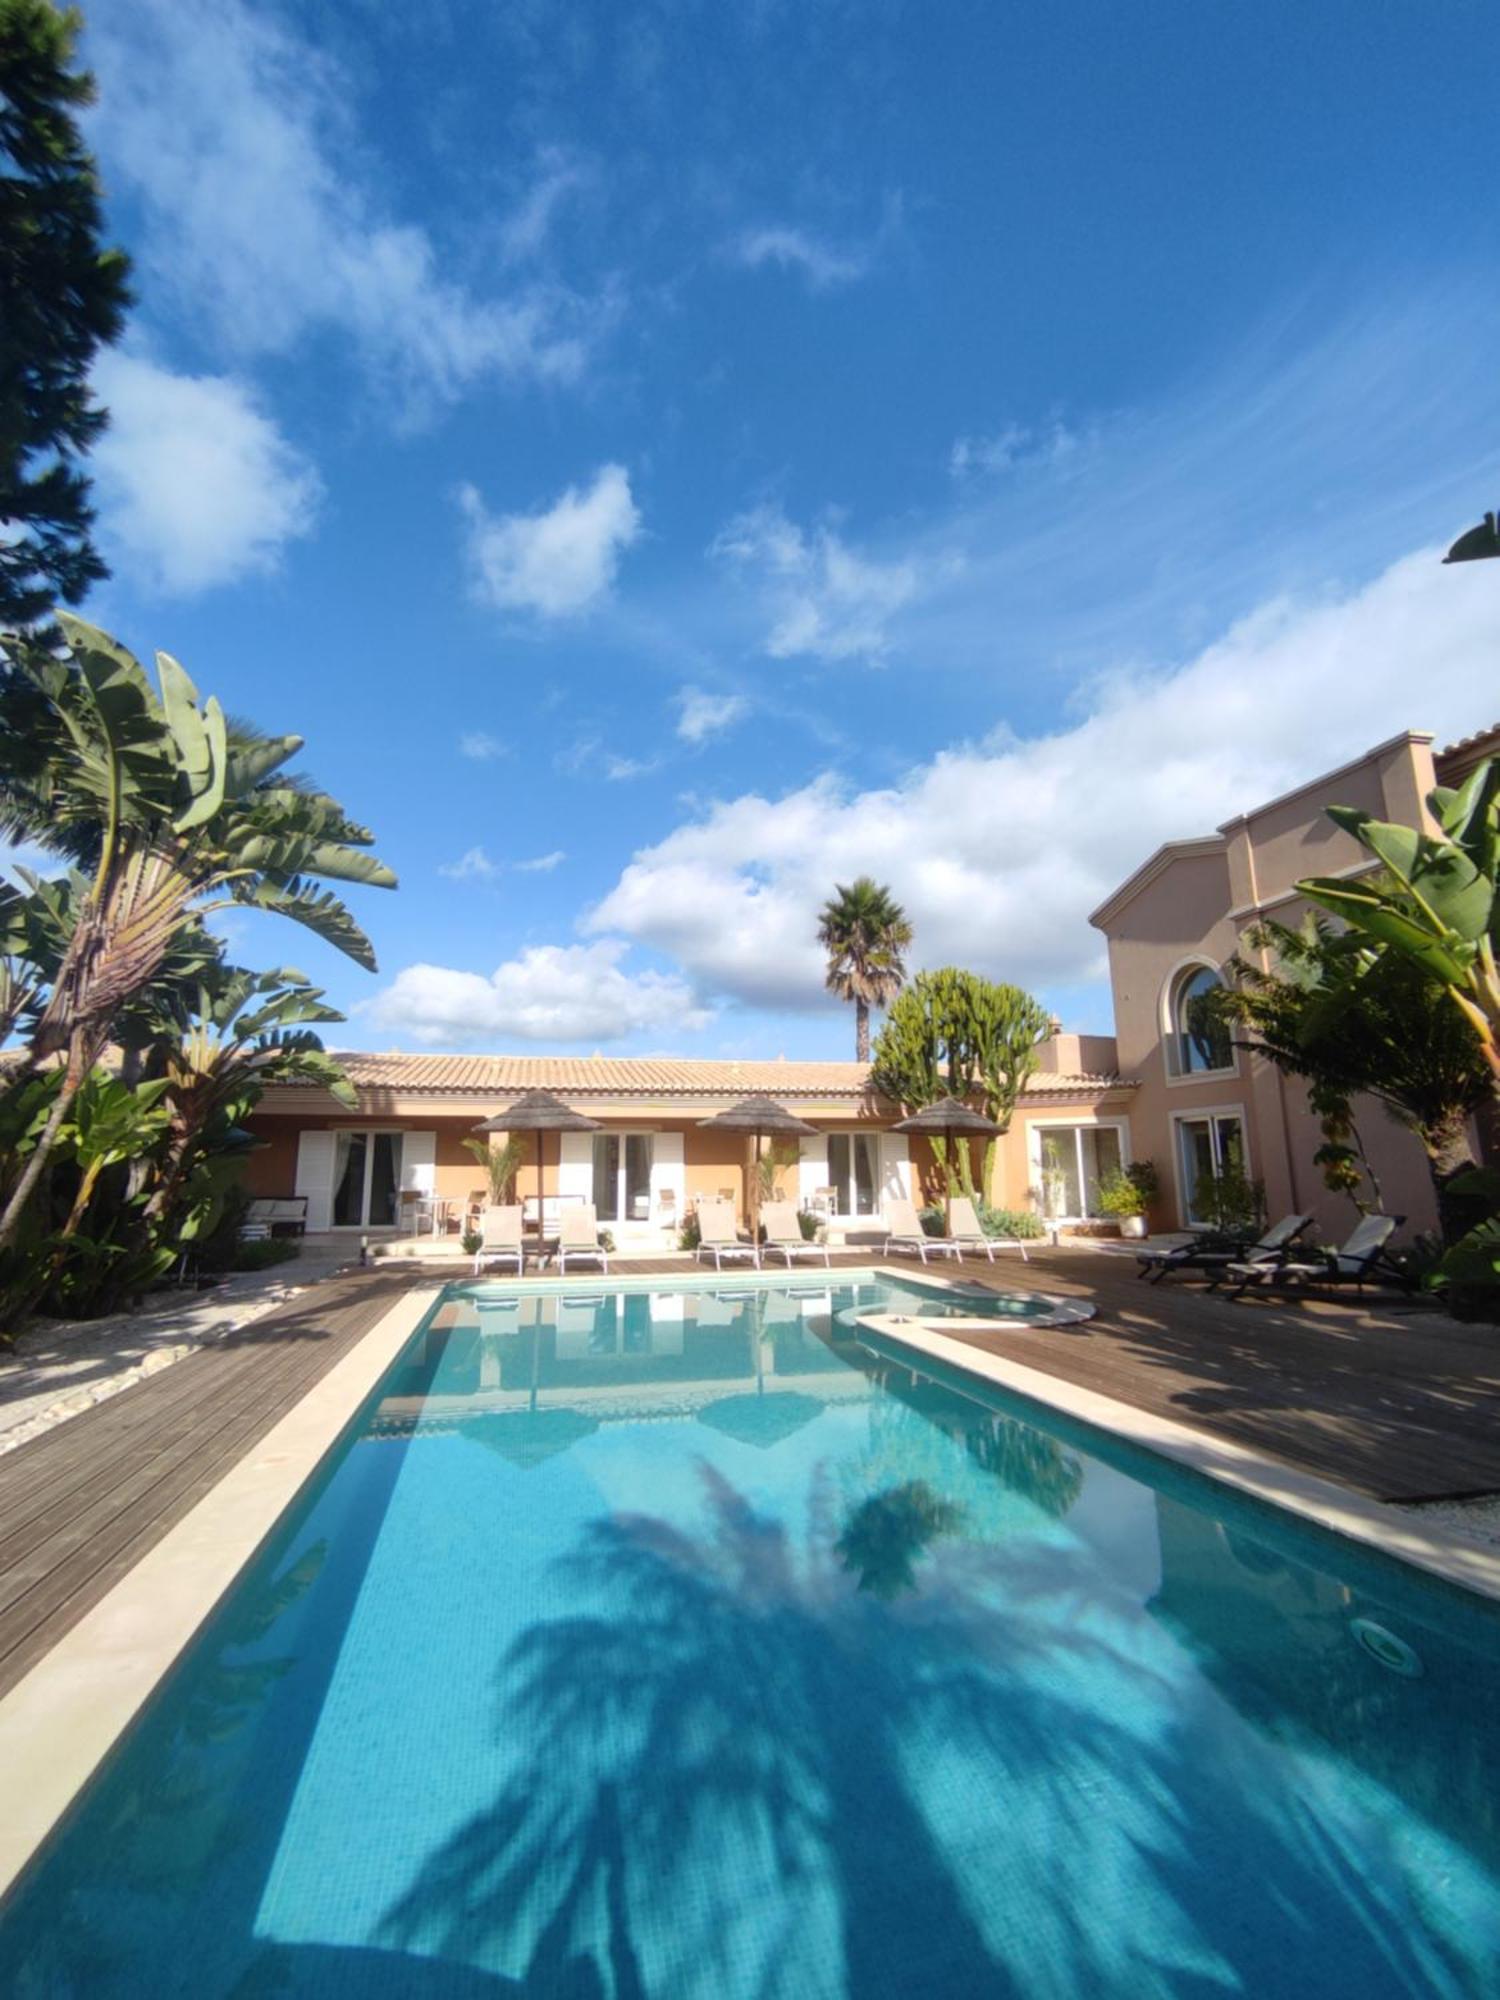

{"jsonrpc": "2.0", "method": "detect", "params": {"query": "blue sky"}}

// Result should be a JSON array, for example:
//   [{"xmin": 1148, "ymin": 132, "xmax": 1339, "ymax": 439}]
[{"xmin": 67, "ymin": 0, "xmax": 1500, "ymax": 1055}]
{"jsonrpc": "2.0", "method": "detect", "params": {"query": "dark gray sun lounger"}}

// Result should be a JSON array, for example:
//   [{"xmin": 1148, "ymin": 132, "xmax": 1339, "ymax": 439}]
[
  {"xmin": 1225, "ymin": 1214, "xmax": 1410, "ymax": 1300},
  {"xmin": 1135, "ymin": 1213, "xmax": 1312, "ymax": 1286}
]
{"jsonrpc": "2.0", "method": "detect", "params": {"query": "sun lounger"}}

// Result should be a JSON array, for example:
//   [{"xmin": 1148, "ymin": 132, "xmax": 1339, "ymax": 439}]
[
  {"xmin": 1226, "ymin": 1213, "xmax": 1409, "ymax": 1299},
  {"xmin": 1136, "ymin": 1212, "xmax": 1312, "ymax": 1286},
  {"xmin": 244, "ymin": 1196, "xmax": 308, "ymax": 1237},
  {"xmin": 880, "ymin": 1196, "xmax": 962, "ymax": 1264},
  {"xmin": 557, "ymin": 1204, "xmax": 609, "ymax": 1275},
  {"xmin": 760, "ymin": 1200, "xmax": 830, "ymax": 1267},
  {"xmin": 695, "ymin": 1198, "xmax": 760, "ymax": 1271},
  {"xmin": 474, "ymin": 1204, "xmax": 524, "ymax": 1276},
  {"xmin": 947, "ymin": 1195, "xmax": 1029, "ymax": 1263}
]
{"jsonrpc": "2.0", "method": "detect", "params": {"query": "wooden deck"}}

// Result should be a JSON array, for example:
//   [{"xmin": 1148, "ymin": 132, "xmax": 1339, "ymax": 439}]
[
  {"xmin": 1, "ymin": 1246, "xmax": 1499, "ymax": 1701},
  {"xmin": 0, "ymin": 1269, "xmax": 411, "ymax": 1701}
]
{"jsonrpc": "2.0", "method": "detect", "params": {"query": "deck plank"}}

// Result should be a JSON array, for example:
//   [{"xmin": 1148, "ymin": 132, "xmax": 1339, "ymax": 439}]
[{"xmin": 0, "ymin": 1271, "xmax": 411, "ymax": 1697}]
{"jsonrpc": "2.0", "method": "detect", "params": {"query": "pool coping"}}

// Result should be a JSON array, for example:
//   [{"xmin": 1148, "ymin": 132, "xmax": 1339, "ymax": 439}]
[
  {"xmin": 855, "ymin": 1311, "xmax": 1500, "ymax": 1606},
  {"xmin": 0, "ymin": 1281, "xmax": 442, "ymax": 1907},
  {"xmin": 7, "ymin": 1263, "xmax": 1496, "ymax": 1906}
]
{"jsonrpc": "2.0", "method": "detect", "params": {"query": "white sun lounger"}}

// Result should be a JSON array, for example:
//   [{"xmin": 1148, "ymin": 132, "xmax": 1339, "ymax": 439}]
[
  {"xmin": 881, "ymin": 1196, "xmax": 962, "ymax": 1264},
  {"xmin": 760, "ymin": 1200, "xmax": 830, "ymax": 1267},
  {"xmin": 473, "ymin": 1204, "xmax": 524, "ymax": 1276},
  {"xmin": 947, "ymin": 1195, "xmax": 1029, "ymax": 1262},
  {"xmin": 557, "ymin": 1203, "xmax": 609, "ymax": 1275},
  {"xmin": 695, "ymin": 1197, "xmax": 760, "ymax": 1270}
]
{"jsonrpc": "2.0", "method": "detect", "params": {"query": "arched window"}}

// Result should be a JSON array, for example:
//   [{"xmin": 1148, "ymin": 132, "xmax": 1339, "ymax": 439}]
[{"xmin": 1166, "ymin": 964, "xmax": 1233, "ymax": 1077}]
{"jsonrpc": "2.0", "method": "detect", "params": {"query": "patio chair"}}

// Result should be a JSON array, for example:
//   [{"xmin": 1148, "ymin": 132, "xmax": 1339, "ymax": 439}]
[
  {"xmin": 557, "ymin": 1204, "xmax": 609, "ymax": 1275},
  {"xmin": 695, "ymin": 1197, "xmax": 760, "ymax": 1271},
  {"xmin": 948, "ymin": 1195, "xmax": 1029, "ymax": 1263},
  {"xmin": 1136, "ymin": 1212, "xmax": 1312, "ymax": 1287},
  {"xmin": 1226, "ymin": 1214, "xmax": 1409, "ymax": 1300},
  {"xmin": 760, "ymin": 1200, "xmax": 830, "ymax": 1268},
  {"xmin": 474, "ymin": 1204, "xmax": 524, "ymax": 1277},
  {"xmin": 880, "ymin": 1196, "xmax": 962, "ymax": 1265}
]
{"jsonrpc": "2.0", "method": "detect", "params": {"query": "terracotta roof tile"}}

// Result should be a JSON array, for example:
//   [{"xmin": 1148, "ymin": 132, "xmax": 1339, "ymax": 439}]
[{"xmin": 300, "ymin": 1051, "xmax": 1132, "ymax": 1100}]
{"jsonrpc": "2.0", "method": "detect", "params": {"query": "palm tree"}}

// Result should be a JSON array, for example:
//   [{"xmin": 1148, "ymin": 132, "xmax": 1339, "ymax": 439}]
[
  {"xmin": 0, "ymin": 616, "xmax": 395, "ymax": 1248},
  {"xmin": 816, "ymin": 876, "xmax": 912, "ymax": 1061}
]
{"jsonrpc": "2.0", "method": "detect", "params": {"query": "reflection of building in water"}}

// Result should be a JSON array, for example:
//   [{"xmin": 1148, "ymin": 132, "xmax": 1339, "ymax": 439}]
[
  {"xmin": 368, "ymin": 1287, "xmax": 869, "ymax": 1438},
  {"xmin": 1148, "ymin": 1495, "xmax": 1500, "ymax": 1875}
]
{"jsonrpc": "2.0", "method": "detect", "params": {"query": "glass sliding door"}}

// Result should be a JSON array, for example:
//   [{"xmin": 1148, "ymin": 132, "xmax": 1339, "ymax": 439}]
[
  {"xmin": 592, "ymin": 1135, "xmax": 621, "ymax": 1221},
  {"xmin": 331, "ymin": 1130, "xmax": 406, "ymax": 1227},
  {"xmin": 591, "ymin": 1133, "xmax": 654, "ymax": 1223},
  {"xmin": 624, "ymin": 1135, "xmax": 653, "ymax": 1221},
  {"xmin": 368, "ymin": 1133, "xmax": 403, "ymax": 1227},
  {"xmin": 1037, "ymin": 1125, "xmax": 1125, "ymax": 1221},
  {"xmin": 332, "ymin": 1132, "xmax": 367, "ymax": 1228},
  {"xmin": 1176, "ymin": 1113, "xmax": 1246, "ymax": 1224},
  {"xmin": 827, "ymin": 1133, "xmax": 880, "ymax": 1216}
]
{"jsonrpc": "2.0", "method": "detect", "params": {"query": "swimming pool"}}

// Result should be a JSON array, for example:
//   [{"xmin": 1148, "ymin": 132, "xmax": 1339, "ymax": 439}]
[{"xmin": 3, "ymin": 1273, "xmax": 1500, "ymax": 1996}]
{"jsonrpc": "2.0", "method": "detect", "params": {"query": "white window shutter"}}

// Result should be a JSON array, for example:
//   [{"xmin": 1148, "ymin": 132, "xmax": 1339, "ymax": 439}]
[
  {"xmin": 400, "ymin": 1130, "xmax": 437, "ymax": 1195},
  {"xmin": 295, "ymin": 1130, "xmax": 337, "ymax": 1232},
  {"xmin": 798, "ymin": 1135, "xmax": 829, "ymax": 1207},
  {"xmin": 877, "ymin": 1135, "xmax": 912, "ymax": 1204},
  {"xmin": 557, "ymin": 1131, "xmax": 595, "ymax": 1201},
  {"xmin": 650, "ymin": 1131, "xmax": 684, "ymax": 1219}
]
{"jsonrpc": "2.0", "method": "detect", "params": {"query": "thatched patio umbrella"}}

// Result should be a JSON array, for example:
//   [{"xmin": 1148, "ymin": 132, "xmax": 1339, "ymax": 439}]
[
  {"xmin": 893, "ymin": 1095, "xmax": 1005, "ymax": 1225},
  {"xmin": 699, "ymin": 1391, "xmax": 825, "ymax": 1449},
  {"xmin": 475, "ymin": 1090, "xmax": 601, "ymax": 1244},
  {"xmin": 461, "ymin": 1407, "xmax": 599, "ymax": 1470},
  {"xmin": 697, "ymin": 1094, "xmax": 817, "ymax": 1242}
]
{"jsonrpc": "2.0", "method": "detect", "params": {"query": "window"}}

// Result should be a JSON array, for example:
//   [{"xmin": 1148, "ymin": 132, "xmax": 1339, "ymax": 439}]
[
  {"xmin": 331, "ymin": 1130, "xmax": 403, "ymax": 1227},
  {"xmin": 1037, "ymin": 1125, "xmax": 1123, "ymax": 1220},
  {"xmin": 592, "ymin": 1133, "xmax": 654, "ymax": 1222},
  {"xmin": 1175, "ymin": 1113, "xmax": 1246, "ymax": 1224},
  {"xmin": 827, "ymin": 1133, "xmax": 880, "ymax": 1215},
  {"xmin": 1166, "ymin": 964, "xmax": 1234, "ymax": 1077}
]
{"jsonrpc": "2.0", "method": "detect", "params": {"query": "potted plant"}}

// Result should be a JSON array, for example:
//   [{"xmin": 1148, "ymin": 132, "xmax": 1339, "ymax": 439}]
[{"xmin": 1096, "ymin": 1160, "xmax": 1159, "ymax": 1238}]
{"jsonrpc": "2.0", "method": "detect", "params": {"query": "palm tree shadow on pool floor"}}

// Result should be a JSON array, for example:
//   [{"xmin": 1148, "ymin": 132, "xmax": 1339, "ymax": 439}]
[{"xmin": 378, "ymin": 1461, "xmax": 1464, "ymax": 2000}]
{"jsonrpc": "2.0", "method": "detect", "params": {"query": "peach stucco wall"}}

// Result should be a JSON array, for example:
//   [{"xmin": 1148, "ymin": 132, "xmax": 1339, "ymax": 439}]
[{"xmin": 1096, "ymin": 733, "xmax": 1447, "ymax": 1240}]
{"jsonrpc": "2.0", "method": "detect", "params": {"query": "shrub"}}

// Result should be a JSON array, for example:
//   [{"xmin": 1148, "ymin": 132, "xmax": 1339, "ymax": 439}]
[
  {"xmin": 460, "ymin": 1229, "xmax": 482, "ymax": 1257},
  {"xmin": 232, "ymin": 1237, "xmax": 301, "ymax": 1272},
  {"xmin": 1095, "ymin": 1162, "xmax": 1158, "ymax": 1219},
  {"xmin": 1193, "ymin": 1165, "xmax": 1265, "ymax": 1237},
  {"xmin": 977, "ymin": 1203, "xmax": 1046, "ymax": 1240},
  {"xmin": 919, "ymin": 1205, "xmax": 948, "ymax": 1237},
  {"xmin": 678, "ymin": 1211, "xmax": 702, "ymax": 1251},
  {"xmin": 797, "ymin": 1208, "xmax": 821, "ymax": 1242}
]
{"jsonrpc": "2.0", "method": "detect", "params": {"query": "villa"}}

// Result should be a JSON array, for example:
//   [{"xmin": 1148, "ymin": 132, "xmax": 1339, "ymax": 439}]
[
  {"xmin": 246, "ymin": 720, "xmax": 1500, "ymax": 1246},
  {"xmin": 242, "ymin": 1044, "xmax": 1133, "ymax": 1246}
]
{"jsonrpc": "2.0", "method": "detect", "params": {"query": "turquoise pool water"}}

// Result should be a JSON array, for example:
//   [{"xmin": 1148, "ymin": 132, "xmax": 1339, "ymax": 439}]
[{"xmin": 3, "ymin": 1274, "xmax": 1500, "ymax": 1996}]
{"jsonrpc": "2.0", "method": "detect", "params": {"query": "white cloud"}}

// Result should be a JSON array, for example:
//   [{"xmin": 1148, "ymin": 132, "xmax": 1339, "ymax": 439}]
[
  {"xmin": 438, "ymin": 846, "xmax": 500, "ymax": 881},
  {"xmin": 366, "ymin": 940, "xmax": 711, "ymax": 1045},
  {"xmin": 87, "ymin": 0, "xmax": 599, "ymax": 408},
  {"xmin": 460, "ymin": 465, "xmax": 642, "ymax": 618},
  {"xmin": 949, "ymin": 421, "xmax": 1082, "ymax": 480},
  {"xmin": 730, "ymin": 225, "xmax": 868, "ymax": 291},
  {"xmin": 91, "ymin": 351, "xmax": 320, "ymax": 595},
  {"xmin": 675, "ymin": 686, "xmax": 750, "ymax": 744},
  {"xmin": 500, "ymin": 147, "xmax": 590, "ymax": 261},
  {"xmin": 515, "ymin": 849, "xmax": 566, "ymax": 873},
  {"xmin": 587, "ymin": 548, "xmax": 1500, "ymax": 1011},
  {"xmin": 605, "ymin": 755, "xmax": 662, "ymax": 781},
  {"xmin": 459, "ymin": 731, "xmax": 507, "ymax": 761},
  {"xmin": 711, "ymin": 503, "xmax": 922, "ymax": 662}
]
